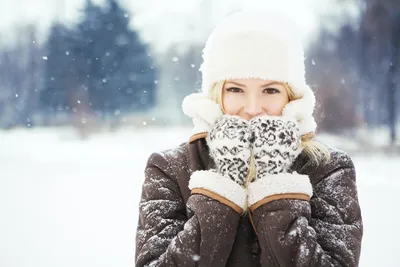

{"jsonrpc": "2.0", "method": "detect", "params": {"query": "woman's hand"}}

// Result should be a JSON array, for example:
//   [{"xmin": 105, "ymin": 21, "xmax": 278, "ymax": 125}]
[
  {"xmin": 249, "ymin": 116, "xmax": 302, "ymax": 179},
  {"xmin": 207, "ymin": 114, "xmax": 253, "ymax": 186}
]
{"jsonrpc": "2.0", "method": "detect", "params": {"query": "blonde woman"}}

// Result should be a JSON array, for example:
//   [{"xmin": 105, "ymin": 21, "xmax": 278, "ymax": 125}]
[{"xmin": 135, "ymin": 11, "xmax": 363, "ymax": 267}]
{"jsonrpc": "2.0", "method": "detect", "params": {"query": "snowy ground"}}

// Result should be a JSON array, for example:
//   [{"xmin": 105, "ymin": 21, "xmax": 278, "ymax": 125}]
[{"xmin": 0, "ymin": 126, "xmax": 398, "ymax": 267}]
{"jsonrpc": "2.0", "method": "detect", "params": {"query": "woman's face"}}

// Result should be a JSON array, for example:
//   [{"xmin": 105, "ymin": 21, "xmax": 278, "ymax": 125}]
[{"xmin": 222, "ymin": 78, "xmax": 290, "ymax": 120}]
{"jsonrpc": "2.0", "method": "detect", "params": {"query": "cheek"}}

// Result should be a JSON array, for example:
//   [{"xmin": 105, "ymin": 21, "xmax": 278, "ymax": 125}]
[
  {"xmin": 222, "ymin": 94, "xmax": 243, "ymax": 115},
  {"xmin": 262, "ymin": 96, "xmax": 289, "ymax": 116}
]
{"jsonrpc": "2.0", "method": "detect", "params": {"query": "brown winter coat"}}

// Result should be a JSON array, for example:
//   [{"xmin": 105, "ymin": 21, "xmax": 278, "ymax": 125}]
[{"xmin": 135, "ymin": 138, "xmax": 363, "ymax": 267}]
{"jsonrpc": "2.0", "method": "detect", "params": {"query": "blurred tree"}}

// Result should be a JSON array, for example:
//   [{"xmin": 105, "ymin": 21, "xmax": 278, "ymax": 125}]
[
  {"xmin": 0, "ymin": 25, "xmax": 43, "ymax": 128},
  {"xmin": 388, "ymin": 12, "xmax": 400, "ymax": 145},
  {"xmin": 306, "ymin": 27, "xmax": 361, "ymax": 133},
  {"xmin": 307, "ymin": 0, "xmax": 399, "ymax": 146},
  {"xmin": 75, "ymin": 0, "xmax": 156, "ymax": 118},
  {"xmin": 42, "ymin": 23, "xmax": 78, "ymax": 118},
  {"xmin": 358, "ymin": 0, "xmax": 400, "ymax": 145},
  {"xmin": 41, "ymin": 0, "xmax": 156, "ymax": 133},
  {"xmin": 154, "ymin": 44, "xmax": 203, "ymax": 125},
  {"xmin": 98, "ymin": 0, "xmax": 156, "ymax": 113}
]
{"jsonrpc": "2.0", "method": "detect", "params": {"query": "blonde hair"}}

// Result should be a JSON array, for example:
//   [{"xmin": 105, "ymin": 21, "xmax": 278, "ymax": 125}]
[{"xmin": 209, "ymin": 80, "xmax": 331, "ymax": 186}]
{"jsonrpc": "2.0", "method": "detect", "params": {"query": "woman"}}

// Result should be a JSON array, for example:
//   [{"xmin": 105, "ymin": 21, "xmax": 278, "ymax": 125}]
[{"xmin": 135, "ymin": 11, "xmax": 363, "ymax": 267}]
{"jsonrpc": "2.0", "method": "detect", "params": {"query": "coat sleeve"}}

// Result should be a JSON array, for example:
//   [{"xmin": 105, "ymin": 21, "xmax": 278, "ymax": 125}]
[
  {"xmin": 248, "ymin": 154, "xmax": 363, "ymax": 267},
  {"xmin": 135, "ymin": 152, "xmax": 243, "ymax": 267}
]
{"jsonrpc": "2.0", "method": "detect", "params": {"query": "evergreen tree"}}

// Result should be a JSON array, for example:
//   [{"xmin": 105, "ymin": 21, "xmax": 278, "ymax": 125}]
[
  {"xmin": 0, "ymin": 25, "xmax": 43, "ymax": 128},
  {"xmin": 42, "ymin": 23, "xmax": 78, "ymax": 114},
  {"xmin": 42, "ymin": 0, "xmax": 156, "ymax": 123},
  {"xmin": 72, "ymin": 0, "xmax": 103, "ymax": 114},
  {"xmin": 76, "ymin": 0, "xmax": 156, "ymax": 116}
]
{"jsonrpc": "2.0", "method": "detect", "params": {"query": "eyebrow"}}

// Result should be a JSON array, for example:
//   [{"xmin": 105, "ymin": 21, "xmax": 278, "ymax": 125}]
[{"xmin": 225, "ymin": 81, "xmax": 280, "ymax": 87}]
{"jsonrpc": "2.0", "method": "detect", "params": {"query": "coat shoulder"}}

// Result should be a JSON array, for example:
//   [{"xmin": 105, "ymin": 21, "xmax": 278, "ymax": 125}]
[
  {"xmin": 146, "ymin": 142, "xmax": 190, "ymax": 177},
  {"xmin": 296, "ymin": 143, "xmax": 356, "ymax": 185},
  {"xmin": 324, "ymin": 144, "xmax": 355, "ymax": 170}
]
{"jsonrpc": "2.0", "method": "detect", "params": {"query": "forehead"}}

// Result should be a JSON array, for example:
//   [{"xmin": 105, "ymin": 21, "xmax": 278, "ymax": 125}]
[{"xmin": 225, "ymin": 78, "xmax": 282, "ymax": 87}]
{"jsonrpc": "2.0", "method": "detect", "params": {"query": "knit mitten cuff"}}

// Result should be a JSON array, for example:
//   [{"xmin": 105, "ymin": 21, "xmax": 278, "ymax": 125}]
[
  {"xmin": 189, "ymin": 170, "xmax": 247, "ymax": 213},
  {"xmin": 247, "ymin": 172, "xmax": 313, "ymax": 211}
]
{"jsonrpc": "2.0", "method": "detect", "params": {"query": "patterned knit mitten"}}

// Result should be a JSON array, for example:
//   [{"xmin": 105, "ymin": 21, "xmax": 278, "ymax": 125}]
[
  {"xmin": 207, "ymin": 115, "xmax": 253, "ymax": 186},
  {"xmin": 249, "ymin": 116, "xmax": 302, "ymax": 179}
]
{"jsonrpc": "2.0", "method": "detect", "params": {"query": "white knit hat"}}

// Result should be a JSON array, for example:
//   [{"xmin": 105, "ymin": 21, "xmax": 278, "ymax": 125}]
[{"xmin": 183, "ymin": 11, "xmax": 317, "ymax": 137}]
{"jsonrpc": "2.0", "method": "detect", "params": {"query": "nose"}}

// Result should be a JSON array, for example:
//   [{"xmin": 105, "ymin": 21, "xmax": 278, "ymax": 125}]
[{"xmin": 244, "ymin": 96, "xmax": 263, "ymax": 118}]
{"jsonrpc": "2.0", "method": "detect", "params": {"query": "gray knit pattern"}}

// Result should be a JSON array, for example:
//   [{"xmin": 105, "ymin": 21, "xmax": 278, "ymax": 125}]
[
  {"xmin": 250, "ymin": 116, "xmax": 302, "ymax": 178},
  {"xmin": 207, "ymin": 115, "xmax": 252, "ymax": 186}
]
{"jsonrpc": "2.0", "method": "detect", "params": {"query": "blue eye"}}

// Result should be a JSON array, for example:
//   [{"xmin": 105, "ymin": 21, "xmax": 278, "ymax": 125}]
[
  {"xmin": 264, "ymin": 88, "xmax": 280, "ymax": 94},
  {"xmin": 226, "ymin": 87, "xmax": 243, "ymax": 93}
]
